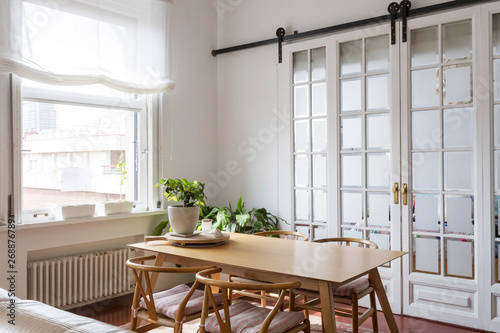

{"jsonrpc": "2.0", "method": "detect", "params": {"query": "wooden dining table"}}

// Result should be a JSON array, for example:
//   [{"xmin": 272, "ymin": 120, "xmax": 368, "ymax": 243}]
[{"xmin": 128, "ymin": 232, "xmax": 406, "ymax": 333}]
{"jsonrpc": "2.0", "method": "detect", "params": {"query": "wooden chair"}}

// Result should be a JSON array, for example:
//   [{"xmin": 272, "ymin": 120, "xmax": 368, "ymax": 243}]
[
  {"xmin": 196, "ymin": 267, "xmax": 310, "ymax": 333},
  {"xmin": 229, "ymin": 230, "xmax": 309, "ymax": 308},
  {"xmin": 291, "ymin": 237, "xmax": 379, "ymax": 333},
  {"xmin": 126, "ymin": 255, "xmax": 222, "ymax": 333},
  {"xmin": 253, "ymin": 230, "xmax": 310, "ymax": 241}
]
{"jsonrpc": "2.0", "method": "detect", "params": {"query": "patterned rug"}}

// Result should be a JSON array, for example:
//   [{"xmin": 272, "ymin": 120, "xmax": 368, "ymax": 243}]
[{"xmin": 122, "ymin": 314, "xmax": 375, "ymax": 332}]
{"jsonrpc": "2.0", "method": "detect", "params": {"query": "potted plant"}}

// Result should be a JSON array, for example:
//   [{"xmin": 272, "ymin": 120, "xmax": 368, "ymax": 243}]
[
  {"xmin": 154, "ymin": 178, "xmax": 206, "ymax": 235},
  {"xmin": 103, "ymin": 151, "xmax": 133, "ymax": 215}
]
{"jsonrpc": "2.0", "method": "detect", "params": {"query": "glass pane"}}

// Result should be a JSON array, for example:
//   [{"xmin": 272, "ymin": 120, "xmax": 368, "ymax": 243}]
[
  {"xmin": 367, "ymin": 114, "xmax": 390, "ymax": 150},
  {"xmin": 341, "ymin": 78, "xmax": 362, "ymax": 112},
  {"xmin": 294, "ymin": 120, "xmax": 309, "ymax": 152},
  {"xmin": 366, "ymin": 35, "xmax": 389, "ymax": 72},
  {"xmin": 312, "ymin": 83, "xmax": 327, "ymax": 116},
  {"xmin": 369, "ymin": 231, "xmax": 390, "ymax": 250},
  {"xmin": 367, "ymin": 153, "xmax": 390, "ymax": 188},
  {"xmin": 340, "ymin": 40, "xmax": 362, "ymax": 76},
  {"xmin": 494, "ymin": 14, "xmax": 500, "ymax": 56},
  {"xmin": 443, "ymin": 108, "xmax": 473, "ymax": 148},
  {"xmin": 445, "ymin": 196, "xmax": 473, "ymax": 234},
  {"xmin": 367, "ymin": 75, "xmax": 390, "ymax": 111},
  {"xmin": 443, "ymin": 20, "xmax": 472, "ymax": 62},
  {"xmin": 295, "ymin": 225, "xmax": 310, "ymax": 239},
  {"xmin": 414, "ymin": 195, "xmax": 440, "ymax": 232},
  {"xmin": 313, "ymin": 226, "xmax": 328, "ymax": 240},
  {"xmin": 414, "ymin": 236, "xmax": 440, "ymax": 274},
  {"xmin": 342, "ymin": 192, "xmax": 363, "ymax": 225},
  {"xmin": 444, "ymin": 151, "xmax": 473, "ymax": 191},
  {"xmin": 342, "ymin": 228, "xmax": 363, "ymax": 240},
  {"xmin": 341, "ymin": 116, "xmax": 362, "ymax": 150},
  {"xmin": 494, "ymin": 59, "xmax": 500, "ymax": 101},
  {"xmin": 295, "ymin": 190, "xmax": 310, "ymax": 221},
  {"xmin": 293, "ymin": 51, "xmax": 308, "ymax": 83},
  {"xmin": 294, "ymin": 85, "xmax": 309, "ymax": 117},
  {"xmin": 412, "ymin": 68, "xmax": 439, "ymax": 108},
  {"xmin": 312, "ymin": 119, "xmax": 327, "ymax": 152},
  {"xmin": 341, "ymin": 154, "xmax": 362, "ymax": 187},
  {"xmin": 443, "ymin": 65, "xmax": 472, "ymax": 105},
  {"xmin": 311, "ymin": 47, "xmax": 326, "ymax": 81},
  {"xmin": 313, "ymin": 190, "xmax": 327, "ymax": 222},
  {"xmin": 294, "ymin": 155, "xmax": 309, "ymax": 187},
  {"xmin": 496, "ymin": 105, "xmax": 500, "ymax": 147},
  {"xmin": 412, "ymin": 110, "xmax": 440, "ymax": 150},
  {"xmin": 411, "ymin": 26, "xmax": 438, "ymax": 67},
  {"xmin": 445, "ymin": 239, "xmax": 473, "ymax": 278},
  {"xmin": 313, "ymin": 154, "xmax": 327, "ymax": 188},
  {"xmin": 367, "ymin": 193, "xmax": 390, "ymax": 227},
  {"xmin": 413, "ymin": 152, "xmax": 440, "ymax": 191},
  {"xmin": 21, "ymin": 102, "xmax": 137, "ymax": 211}
]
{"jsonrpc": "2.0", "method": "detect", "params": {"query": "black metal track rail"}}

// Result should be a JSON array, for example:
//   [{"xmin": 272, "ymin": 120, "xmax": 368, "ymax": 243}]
[{"xmin": 212, "ymin": 0, "xmax": 498, "ymax": 57}]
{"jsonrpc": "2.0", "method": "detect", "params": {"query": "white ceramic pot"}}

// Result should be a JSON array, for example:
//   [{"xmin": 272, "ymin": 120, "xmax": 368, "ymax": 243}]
[
  {"xmin": 168, "ymin": 206, "xmax": 199, "ymax": 235},
  {"xmin": 59, "ymin": 204, "xmax": 96, "ymax": 219},
  {"xmin": 103, "ymin": 201, "xmax": 134, "ymax": 215}
]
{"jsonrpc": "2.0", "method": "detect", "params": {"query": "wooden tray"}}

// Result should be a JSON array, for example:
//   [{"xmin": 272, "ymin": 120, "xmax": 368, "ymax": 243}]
[{"xmin": 145, "ymin": 232, "xmax": 230, "ymax": 247}]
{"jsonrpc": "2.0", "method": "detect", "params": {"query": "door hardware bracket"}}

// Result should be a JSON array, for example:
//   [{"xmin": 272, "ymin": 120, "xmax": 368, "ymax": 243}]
[
  {"xmin": 276, "ymin": 27, "xmax": 286, "ymax": 63},
  {"xmin": 400, "ymin": 0, "xmax": 411, "ymax": 43},
  {"xmin": 388, "ymin": 2, "xmax": 401, "ymax": 45}
]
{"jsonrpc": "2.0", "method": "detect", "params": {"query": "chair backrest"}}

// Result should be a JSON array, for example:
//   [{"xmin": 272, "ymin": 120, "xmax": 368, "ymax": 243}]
[
  {"xmin": 126, "ymin": 255, "xmax": 213, "ymax": 323},
  {"xmin": 313, "ymin": 237, "xmax": 378, "ymax": 249},
  {"xmin": 196, "ymin": 268, "xmax": 301, "ymax": 332},
  {"xmin": 253, "ymin": 230, "xmax": 309, "ymax": 241}
]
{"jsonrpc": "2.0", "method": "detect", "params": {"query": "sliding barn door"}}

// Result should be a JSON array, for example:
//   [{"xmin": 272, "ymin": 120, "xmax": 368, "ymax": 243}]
[
  {"xmin": 400, "ymin": 6, "xmax": 484, "ymax": 329},
  {"xmin": 279, "ymin": 23, "xmax": 403, "ymax": 313}
]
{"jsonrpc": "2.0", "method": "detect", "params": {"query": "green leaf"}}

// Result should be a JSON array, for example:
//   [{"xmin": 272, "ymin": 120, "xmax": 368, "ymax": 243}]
[
  {"xmin": 235, "ymin": 214, "xmax": 250, "ymax": 226},
  {"xmin": 152, "ymin": 221, "xmax": 169, "ymax": 236},
  {"xmin": 237, "ymin": 196, "xmax": 244, "ymax": 213}
]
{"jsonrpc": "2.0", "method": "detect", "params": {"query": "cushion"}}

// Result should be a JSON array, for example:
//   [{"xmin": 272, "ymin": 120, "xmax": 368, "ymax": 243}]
[
  {"xmin": 205, "ymin": 300, "xmax": 305, "ymax": 333},
  {"xmin": 333, "ymin": 276, "xmax": 370, "ymax": 297},
  {"xmin": 139, "ymin": 284, "xmax": 221, "ymax": 319},
  {"xmin": 0, "ymin": 298, "xmax": 131, "ymax": 333}
]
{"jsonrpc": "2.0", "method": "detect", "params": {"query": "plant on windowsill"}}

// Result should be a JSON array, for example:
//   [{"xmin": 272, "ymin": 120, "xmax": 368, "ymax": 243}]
[
  {"xmin": 153, "ymin": 178, "xmax": 206, "ymax": 235},
  {"xmin": 103, "ymin": 151, "xmax": 133, "ymax": 215}
]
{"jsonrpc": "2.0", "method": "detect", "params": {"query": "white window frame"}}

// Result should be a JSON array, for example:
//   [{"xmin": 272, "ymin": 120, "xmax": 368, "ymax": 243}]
[{"xmin": 10, "ymin": 75, "xmax": 162, "ymax": 224}]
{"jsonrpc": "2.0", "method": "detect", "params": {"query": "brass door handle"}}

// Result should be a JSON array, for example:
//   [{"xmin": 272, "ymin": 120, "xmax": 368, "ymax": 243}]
[
  {"xmin": 392, "ymin": 182, "xmax": 399, "ymax": 205},
  {"xmin": 401, "ymin": 183, "xmax": 408, "ymax": 205}
]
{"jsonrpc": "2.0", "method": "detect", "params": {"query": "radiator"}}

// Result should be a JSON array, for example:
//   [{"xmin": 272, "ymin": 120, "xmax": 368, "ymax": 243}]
[{"xmin": 27, "ymin": 248, "xmax": 134, "ymax": 309}]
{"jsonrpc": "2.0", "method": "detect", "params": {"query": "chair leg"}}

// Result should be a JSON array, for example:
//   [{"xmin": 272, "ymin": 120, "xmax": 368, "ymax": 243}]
[
  {"xmin": 261, "ymin": 291, "xmax": 267, "ymax": 307},
  {"xmin": 352, "ymin": 294, "xmax": 359, "ymax": 333},
  {"xmin": 369, "ymin": 290, "xmax": 379, "ymax": 333},
  {"xmin": 304, "ymin": 318, "xmax": 311, "ymax": 333},
  {"xmin": 130, "ymin": 285, "xmax": 141, "ymax": 331}
]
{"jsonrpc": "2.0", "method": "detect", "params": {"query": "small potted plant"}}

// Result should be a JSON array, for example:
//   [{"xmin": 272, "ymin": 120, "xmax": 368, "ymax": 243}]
[
  {"xmin": 103, "ymin": 151, "xmax": 133, "ymax": 215},
  {"xmin": 154, "ymin": 178, "xmax": 206, "ymax": 235}
]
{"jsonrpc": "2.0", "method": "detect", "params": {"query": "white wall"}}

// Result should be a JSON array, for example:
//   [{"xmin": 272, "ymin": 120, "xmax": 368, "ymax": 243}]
[
  {"xmin": 164, "ymin": 0, "xmax": 219, "ymax": 204},
  {"xmin": 215, "ymin": 0, "xmax": 443, "ymax": 215},
  {"xmin": 0, "ymin": 0, "xmax": 219, "ymax": 300}
]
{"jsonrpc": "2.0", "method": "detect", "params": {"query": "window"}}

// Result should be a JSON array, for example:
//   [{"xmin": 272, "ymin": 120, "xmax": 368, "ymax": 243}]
[
  {"xmin": 20, "ymin": 82, "xmax": 148, "ymax": 216},
  {"xmin": 0, "ymin": 0, "xmax": 173, "ymax": 223}
]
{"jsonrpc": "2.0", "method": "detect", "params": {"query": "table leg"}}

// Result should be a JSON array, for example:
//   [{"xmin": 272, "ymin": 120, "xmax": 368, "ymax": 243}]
[
  {"xmin": 149, "ymin": 252, "xmax": 167, "ymax": 290},
  {"xmin": 369, "ymin": 268, "xmax": 399, "ymax": 333},
  {"xmin": 318, "ymin": 281, "xmax": 337, "ymax": 333}
]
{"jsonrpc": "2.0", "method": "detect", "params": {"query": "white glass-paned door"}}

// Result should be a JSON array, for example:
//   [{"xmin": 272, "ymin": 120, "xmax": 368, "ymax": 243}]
[
  {"xmin": 292, "ymin": 47, "xmax": 328, "ymax": 240},
  {"xmin": 401, "ymin": 8, "xmax": 482, "ymax": 329}
]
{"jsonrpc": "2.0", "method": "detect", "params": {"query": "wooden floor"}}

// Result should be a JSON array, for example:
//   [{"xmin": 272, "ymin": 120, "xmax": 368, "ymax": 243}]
[{"xmin": 69, "ymin": 294, "xmax": 486, "ymax": 332}]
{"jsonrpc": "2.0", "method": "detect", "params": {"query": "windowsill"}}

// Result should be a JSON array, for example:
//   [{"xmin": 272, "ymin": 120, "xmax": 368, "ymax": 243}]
[{"xmin": 0, "ymin": 209, "xmax": 167, "ymax": 231}]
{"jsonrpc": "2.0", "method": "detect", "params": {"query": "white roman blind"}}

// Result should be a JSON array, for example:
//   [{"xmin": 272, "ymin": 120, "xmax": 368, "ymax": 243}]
[{"xmin": 0, "ymin": 0, "xmax": 174, "ymax": 94}]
